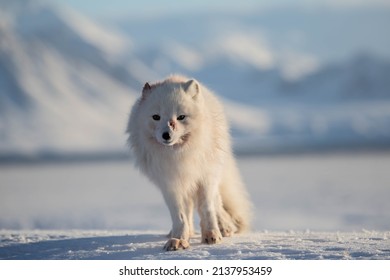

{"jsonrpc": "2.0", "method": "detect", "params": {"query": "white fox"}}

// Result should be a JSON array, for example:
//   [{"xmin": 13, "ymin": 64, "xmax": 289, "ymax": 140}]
[{"xmin": 127, "ymin": 75, "xmax": 252, "ymax": 251}]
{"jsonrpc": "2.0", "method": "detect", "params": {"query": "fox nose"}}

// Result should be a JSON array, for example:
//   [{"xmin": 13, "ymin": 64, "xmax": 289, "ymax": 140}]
[{"xmin": 162, "ymin": 132, "xmax": 171, "ymax": 141}]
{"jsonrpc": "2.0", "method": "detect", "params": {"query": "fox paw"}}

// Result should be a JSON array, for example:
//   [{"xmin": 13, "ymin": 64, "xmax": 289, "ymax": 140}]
[
  {"xmin": 202, "ymin": 230, "xmax": 222, "ymax": 244},
  {"xmin": 219, "ymin": 222, "xmax": 238, "ymax": 237},
  {"xmin": 163, "ymin": 238, "xmax": 190, "ymax": 251},
  {"xmin": 220, "ymin": 227, "xmax": 233, "ymax": 237}
]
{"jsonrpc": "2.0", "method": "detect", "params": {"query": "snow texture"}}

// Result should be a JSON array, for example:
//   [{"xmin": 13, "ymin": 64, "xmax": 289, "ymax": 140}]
[{"xmin": 0, "ymin": 230, "xmax": 389, "ymax": 260}]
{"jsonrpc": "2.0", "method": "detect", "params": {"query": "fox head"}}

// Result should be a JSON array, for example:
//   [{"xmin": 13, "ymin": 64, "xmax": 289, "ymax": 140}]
[{"xmin": 137, "ymin": 78, "xmax": 203, "ymax": 148}]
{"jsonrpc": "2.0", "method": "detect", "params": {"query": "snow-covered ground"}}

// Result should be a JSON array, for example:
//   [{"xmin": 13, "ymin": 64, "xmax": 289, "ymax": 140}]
[
  {"xmin": 0, "ymin": 230, "xmax": 389, "ymax": 260},
  {"xmin": 1, "ymin": 152, "xmax": 389, "ymax": 259}
]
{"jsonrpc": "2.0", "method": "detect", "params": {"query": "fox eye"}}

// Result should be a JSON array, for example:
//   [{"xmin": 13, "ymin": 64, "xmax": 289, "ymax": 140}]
[
  {"xmin": 152, "ymin": 114, "xmax": 161, "ymax": 121},
  {"xmin": 177, "ymin": 115, "xmax": 186, "ymax": 121}
]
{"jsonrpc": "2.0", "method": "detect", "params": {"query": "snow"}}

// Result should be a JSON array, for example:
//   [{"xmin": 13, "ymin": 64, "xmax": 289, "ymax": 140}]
[
  {"xmin": 0, "ymin": 230, "xmax": 389, "ymax": 260},
  {"xmin": 58, "ymin": 7, "xmax": 131, "ymax": 59},
  {"xmin": 215, "ymin": 32, "xmax": 275, "ymax": 71},
  {"xmin": 1, "ymin": 152, "xmax": 389, "ymax": 259}
]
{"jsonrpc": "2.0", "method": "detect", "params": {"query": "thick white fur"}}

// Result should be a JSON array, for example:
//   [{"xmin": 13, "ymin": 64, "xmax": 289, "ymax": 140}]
[{"xmin": 127, "ymin": 75, "xmax": 252, "ymax": 251}]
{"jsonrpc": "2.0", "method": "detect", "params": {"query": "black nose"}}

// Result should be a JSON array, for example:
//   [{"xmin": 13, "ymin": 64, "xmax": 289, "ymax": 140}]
[{"xmin": 162, "ymin": 132, "xmax": 171, "ymax": 141}]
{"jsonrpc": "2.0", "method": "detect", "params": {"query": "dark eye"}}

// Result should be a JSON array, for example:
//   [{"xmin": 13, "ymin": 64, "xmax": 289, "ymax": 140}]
[
  {"xmin": 177, "ymin": 115, "xmax": 186, "ymax": 121},
  {"xmin": 152, "ymin": 114, "xmax": 160, "ymax": 121}
]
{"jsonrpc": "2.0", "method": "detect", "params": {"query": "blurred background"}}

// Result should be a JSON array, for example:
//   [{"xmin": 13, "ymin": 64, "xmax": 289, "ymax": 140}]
[{"xmin": 0, "ymin": 0, "xmax": 389, "ymax": 232}]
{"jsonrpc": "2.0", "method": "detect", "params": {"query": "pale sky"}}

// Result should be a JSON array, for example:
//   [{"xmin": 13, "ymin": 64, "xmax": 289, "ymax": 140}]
[
  {"xmin": 50, "ymin": 0, "xmax": 264, "ymax": 18},
  {"xmin": 49, "ymin": 0, "xmax": 390, "ymax": 19}
]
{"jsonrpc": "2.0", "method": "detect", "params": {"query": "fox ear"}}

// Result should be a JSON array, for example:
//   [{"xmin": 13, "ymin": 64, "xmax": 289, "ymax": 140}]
[
  {"xmin": 141, "ymin": 82, "xmax": 152, "ymax": 100},
  {"xmin": 143, "ymin": 82, "xmax": 152, "ymax": 92},
  {"xmin": 183, "ymin": 79, "xmax": 200, "ymax": 99}
]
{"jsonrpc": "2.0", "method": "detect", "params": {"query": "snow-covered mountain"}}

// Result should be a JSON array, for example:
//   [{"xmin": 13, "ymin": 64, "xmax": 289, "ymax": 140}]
[
  {"xmin": 0, "ymin": 0, "xmax": 271, "ymax": 159},
  {"xmin": 117, "ymin": 7, "xmax": 390, "ymax": 153},
  {"xmin": 0, "ymin": 0, "xmax": 142, "ymax": 157},
  {"xmin": 1, "ymin": 0, "xmax": 390, "ymax": 160}
]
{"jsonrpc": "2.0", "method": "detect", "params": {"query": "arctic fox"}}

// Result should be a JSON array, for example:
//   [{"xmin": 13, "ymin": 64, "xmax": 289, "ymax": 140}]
[{"xmin": 127, "ymin": 75, "xmax": 252, "ymax": 251}]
